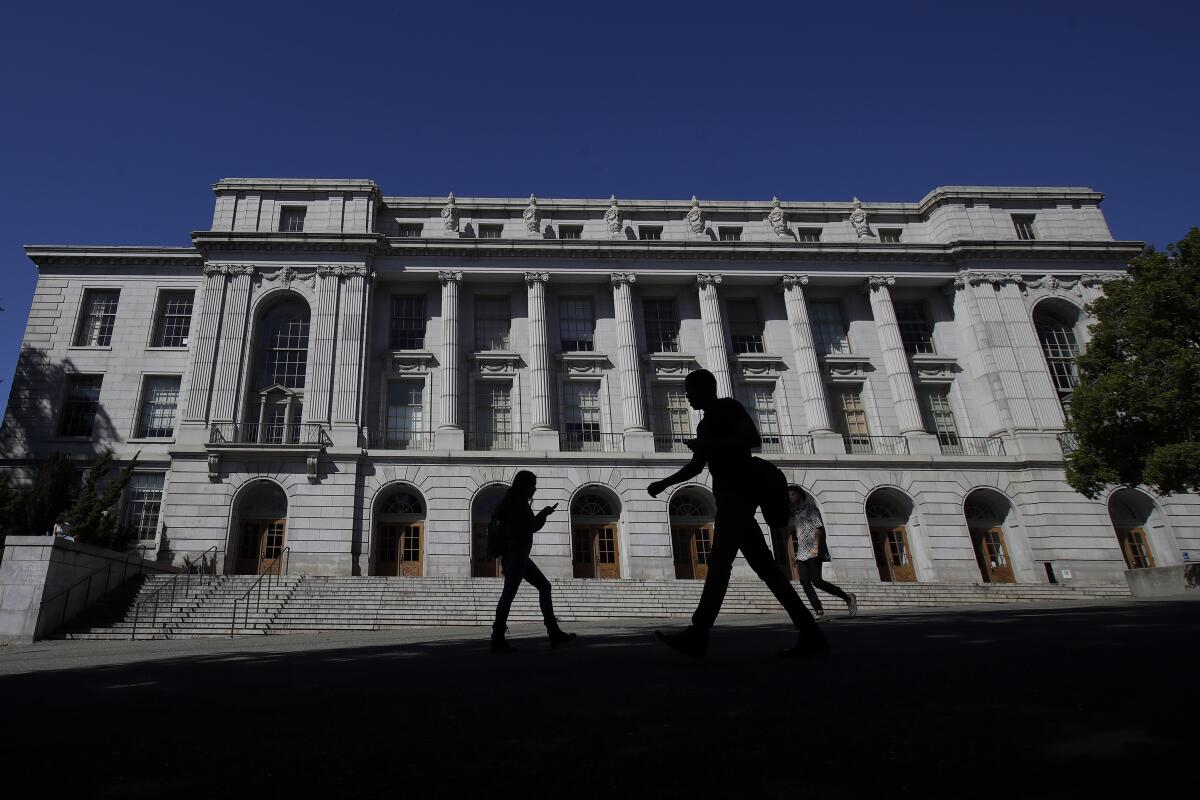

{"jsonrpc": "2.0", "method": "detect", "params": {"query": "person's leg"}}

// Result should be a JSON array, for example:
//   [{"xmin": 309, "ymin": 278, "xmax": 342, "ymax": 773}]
[
  {"xmin": 809, "ymin": 561, "xmax": 852, "ymax": 604},
  {"xmin": 522, "ymin": 558, "xmax": 576, "ymax": 645},
  {"xmin": 492, "ymin": 545, "xmax": 528, "ymax": 644},
  {"xmin": 740, "ymin": 527, "xmax": 823, "ymax": 638},
  {"xmin": 690, "ymin": 519, "xmax": 739, "ymax": 632},
  {"xmin": 795, "ymin": 558, "xmax": 823, "ymax": 613}
]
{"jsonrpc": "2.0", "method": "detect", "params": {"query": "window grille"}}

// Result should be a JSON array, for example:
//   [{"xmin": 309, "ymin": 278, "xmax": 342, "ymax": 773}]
[
  {"xmin": 478, "ymin": 224, "xmax": 503, "ymax": 239},
  {"xmin": 643, "ymin": 299, "xmax": 679, "ymax": 353},
  {"xmin": 153, "ymin": 291, "xmax": 193, "ymax": 347},
  {"xmin": 74, "ymin": 290, "xmax": 120, "ymax": 347},
  {"xmin": 385, "ymin": 381, "xmax": 424, "ymax": 442},
  {"xmin": 718, "ymin": 227, "xmax": 742, "ymax": 242},
  {"xmin": 743, "ymin": 386, "xmax": 780, "ymax": 446},
  {"xmin": 474, "ymin": 296, "xmax": 511, "ymax": 351},
  {"xmin": 1035, "ymin": 312, "xmax": 1080, "ymax": 393},
  {"xmin": 727, "ymin": 299, "xmax": 764, "ymax": 353},
  {"xmin": 279, "ymin": 207, "xmax": 306, "ymax": 232},
  {"xmin": 60, "ymin": 375, "xmax": 103, "ymax": 437},
  {"xmin": 809, "ymin": 302, "xmax": 850, "ymax": 355},
  {"xmin": 389, "ymin": 296, "xmax": 426, "ymax": 349},
  {"xmin": 796, "ymin": 228, "xmax": 822, "ymax": 243},
  {"xmin": 638, "ymin": 226, "xmax": 662, "ymax": 241},
  {"xmin": 1012, "ymin": 214, "xmax": 1036, "ymax": 241},
  {"xmin": 923, "ymin": 388, "xmax": 960, "ymax": 452},
  {"xmin": 138, "ymin": 376, "xmax": 181, "ymax": 438},
  {"xmin": 559, "ymin": 225, "xmax": 583, "ymax": 239},
  {"xmin": 559, "ymin": 297, "xmax": 595, "ymax": 351},
  {"xmin": 894, "ymin": 302, "xmax": 935, "ymax": 354},
  {"xmin": 879, "ymin": 228, "xmax": 902, "ymax": 243},
  {"xmin": 564, "ymin": 382, "xmax": 601, "ymax": 443},
  {"xmin": 125, "ymin": 473, "xmax": 165, "ymax": 540},
  {"xmin": 398, "ymin": 223, "xmax": 424, "ymax": 238},
  {"xmin": 838, "ymin": 389, "xmax": 870, "ymax": 452}
]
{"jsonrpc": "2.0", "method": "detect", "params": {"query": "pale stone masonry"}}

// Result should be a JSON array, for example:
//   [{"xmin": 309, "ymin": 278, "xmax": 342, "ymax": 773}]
[{"xmin": 3, "ymin": 179, "xmax": 1197, "ymax": 587}]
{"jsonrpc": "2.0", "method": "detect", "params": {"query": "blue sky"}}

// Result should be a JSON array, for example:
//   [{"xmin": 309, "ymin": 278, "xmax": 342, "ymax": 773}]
[{"xmin": 1, "ymin": 0, "xmax": 1197, "ymax": 409}]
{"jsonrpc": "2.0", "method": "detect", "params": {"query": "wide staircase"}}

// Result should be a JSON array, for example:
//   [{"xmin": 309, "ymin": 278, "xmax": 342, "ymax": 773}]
[{"xmin": 50, "ymin": 574, "xmax": 1131, "ymax": 641}]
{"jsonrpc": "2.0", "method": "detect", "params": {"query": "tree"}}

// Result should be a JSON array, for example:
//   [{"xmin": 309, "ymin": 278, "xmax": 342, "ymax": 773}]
[
  {"xmin": 64, "ymin": 451, "xmax": 140, "ymax": 549},
  {"xmin": 0, "ymin": 451, "xmax": 75, "ymax": 539},
  {"xmin": 1065, "ymin": 227, "xmax": 1200, "ymax": 498}
]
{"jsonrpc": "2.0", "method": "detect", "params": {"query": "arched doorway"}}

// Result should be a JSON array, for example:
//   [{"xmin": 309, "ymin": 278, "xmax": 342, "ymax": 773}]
[
  {"xmin": 865, "ymin": 489, "xmax": 917, "ymax": 582},
  {"xmin": 670, "ymin": 488, "xmax": 715, "ymax": 580},
  {"xmin": 373, "ymin": 485, "xmax": 425, "ymax": 576},
  {"xmin": 232, "ymin": 480, "xmax": 288, "ymax": 575},
  {"xmin": 571, "ymin": 488, "xmax": 621, "ymax": 579},
  {"xmin": 472, "ymin": 483, "xmax": 508, "ymax": 577},
  {"xmin": 1108, "ymin": 489, "xmax": 1161, "ymax": 570},
  {"xmin": 964, "ymin": 490, "xmax": 1017, "ymax": 584}
]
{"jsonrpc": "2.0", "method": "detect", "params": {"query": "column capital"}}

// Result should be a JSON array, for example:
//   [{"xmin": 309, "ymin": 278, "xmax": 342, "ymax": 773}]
[
  {"xmin": 610, "ymin": 272, "xmax": 637, "ymax": 287},
  {"xmin": 865, "ymin": 275, "xmax": 895, "ymax": 291},
  {"xmin": 437, "ymin": 270, "xmax": 463, "ymax": 284},
  {"xmin": 965, "ymin": 271, "xmax": 1022, "ymax": 287},
  {"xmin": 524, "ymin": 271, "xmax": 550, "ymax": 285},
  {"xmin": 1080, "ymin": 272, "xmax": 1128, "ymax": 288},
  {"xmin": 203, "ymin": 263, "xmax": 255, "ymax": 277},
  {"xmin": 316, "ymin": 265, "xmax": 369, "ymax": 278},
  {"xmin": 696, "ymin": 273, "xmax": 723, "ymax": 288},
  {"xmin": 780, "ymin": 274, "xmax": 809, "ymax": 290}
]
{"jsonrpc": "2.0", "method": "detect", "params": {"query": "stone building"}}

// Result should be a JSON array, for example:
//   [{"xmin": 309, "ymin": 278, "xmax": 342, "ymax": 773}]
[{"xmin": 3, "ymin": 179, "xmax": 1196, "ymax": 586}]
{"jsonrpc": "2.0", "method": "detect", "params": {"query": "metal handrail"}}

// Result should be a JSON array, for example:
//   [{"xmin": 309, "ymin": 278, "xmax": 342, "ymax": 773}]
[
  {"xmin": 559, "ymin": 432, "xmax": 625, "ymax": 452},
  {"xmin": 938, "ymin": 435, "xmax": 1006, "ymax": 456},
  {"xmin": 130, "ymin": 546, "xmax": 219, "ymax": 639},
  {"xmin": 754, "ymin": 435, "xmax": 817, "ymax": 455},
  {"xmin": 39, "ymin": 547, "xmax": 147, "ymax": 635},
  {"xmin": 229, "ymin": 547, "xmax": 291, "ymax": 637},
  {"xmin": 369, "ymin": 430, "xmax": 435, "ymax": 450},
  {"xmin": 843, "ymin": 435, "xmax": 910, "ymax": 455}
]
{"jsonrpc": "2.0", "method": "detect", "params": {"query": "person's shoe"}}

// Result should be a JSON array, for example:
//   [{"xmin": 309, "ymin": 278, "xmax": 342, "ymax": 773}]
[
  {"xmin": 655, "ymin": 626, "xmax": 708, "ymax": 659},
  {"xmin": 778, "ymin": 633, "xmax": 831, "ymax": 659},
  {"xmin": 813, "ymin": 609, "xmax": 826, "ymax": 622},
  {"xmin": 490, "ymin": 633, "xmax": 518, "ymax": 654},
  {"xmin": 548, "ymin": 627, "xmax": 577, "ymax": 647},
  {"xmin": 847, "ymin": 593, "xmax": 859, "ymax": 618}
]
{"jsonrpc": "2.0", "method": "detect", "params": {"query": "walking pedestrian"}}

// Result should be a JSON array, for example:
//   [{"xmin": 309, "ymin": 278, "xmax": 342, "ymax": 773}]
[
  {"xmin": 489, "ymin": 470, "xmax": 577, "ymax": 653},
  {"xmin": 648, "ymin": 369, "xmax": 829, "ymax": 659},
  {"xmin": 788, "ymin": 487, "xmax": 857, "ymax": 620}
]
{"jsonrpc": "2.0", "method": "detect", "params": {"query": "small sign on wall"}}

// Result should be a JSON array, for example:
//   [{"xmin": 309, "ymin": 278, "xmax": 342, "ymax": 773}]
[{"xmin": 1061, "ymin": 568, "xmax": 1073, "ymax": 579}]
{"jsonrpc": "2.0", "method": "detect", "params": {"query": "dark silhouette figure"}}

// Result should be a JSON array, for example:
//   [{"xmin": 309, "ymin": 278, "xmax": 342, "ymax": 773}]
[
  {"xmin": 648, "ymin": 370, "xmax": 829, "ymax": 658},
  {"xmin": 490, "ymin": 470, "xmax": 576, "ymax": 653},
  {"xmin": 788, "ymin": 487, "xmax": 857, "ymax": 620}
]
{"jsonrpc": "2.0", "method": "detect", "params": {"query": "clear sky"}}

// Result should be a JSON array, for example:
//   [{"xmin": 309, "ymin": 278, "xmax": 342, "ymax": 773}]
[{"xmin": 1, "ymin": 0, "xmax": 1197, "ymax": 409}]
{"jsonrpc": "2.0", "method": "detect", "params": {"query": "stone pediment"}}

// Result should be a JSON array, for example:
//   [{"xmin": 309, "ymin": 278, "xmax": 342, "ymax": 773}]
[
  {"xmin": 470, "ymin": 351, "xmax": 522, "ymax": 377},
  {"xmin": 641, "ymin": 352, "xmax": 697, "ymax": 381},
  {"xmin": 910, "ymin": 353, "xmax": 959, "ymax": 384},
  {"xmin": 556, "ymin": 351, "xmax": 610, "ymax": 378},
  {"xmin": 822, "ymin": 353, "xmax": 872, "ymax": 384},
  {"xmin": 733, "ymin": 353, "xmax": 786, "ymax": 382},
  {"xmin": 387, "ymin": 350, "xmax": 436, "ymax": 374}
]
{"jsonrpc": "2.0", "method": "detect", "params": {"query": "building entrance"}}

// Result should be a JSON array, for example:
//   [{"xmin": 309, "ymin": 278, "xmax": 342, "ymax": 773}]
[
  {"xmin": 571, "ymin": 490, "xmax": 622, "ymax": 579},
  {"xmin": 669, "ymin": 488, "xmax": 716, "ymax": 580},
  {"xmin": 869, "ymin": 526, "xmax": 916, "ymax": 582},
  {"xmin": 969, "ymin": 527, "xmax": 1015, "ymax": 583},
  {"xmin": 236, "ymin": 519, "xmax": 286, "ymax": 575}
]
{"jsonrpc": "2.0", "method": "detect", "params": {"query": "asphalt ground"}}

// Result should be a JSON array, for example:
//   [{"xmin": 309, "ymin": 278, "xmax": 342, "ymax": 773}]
[{"xmin": 1, "ymin": 599, "xmax": 1195, "ymax": 799}]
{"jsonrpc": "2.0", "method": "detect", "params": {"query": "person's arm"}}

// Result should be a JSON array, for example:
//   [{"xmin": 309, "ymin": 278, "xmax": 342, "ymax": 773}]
[
  {"xmin": 647, "ymin": 451, "xmax": 706, "ymax": 498},
  {"xmin": 530, "ymin": 502, "xmax": 558, "ymax": 533}
]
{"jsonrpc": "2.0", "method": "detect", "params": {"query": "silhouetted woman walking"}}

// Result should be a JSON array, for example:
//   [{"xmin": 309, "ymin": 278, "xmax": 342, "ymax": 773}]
[{"xmin": 490, "ymin": 470, "xmax": 576, "ymax": 653}]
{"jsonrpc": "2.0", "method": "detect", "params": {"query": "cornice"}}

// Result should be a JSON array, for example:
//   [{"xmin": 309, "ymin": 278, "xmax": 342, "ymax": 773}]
[
  {"xmin": 191, "ymin": 230, "xmax": 384, "ymax": 254},
  {"xmin": 24, "ymin": 245, "xmax": 202, "ymax": 268},
  {"xmin": 917, "ymin": 186, "xmax": 1104, "ymax": 215}
]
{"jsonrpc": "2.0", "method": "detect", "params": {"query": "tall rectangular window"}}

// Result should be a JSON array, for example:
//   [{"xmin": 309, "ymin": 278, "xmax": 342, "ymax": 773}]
[
  {"xmin": 838, "ymin": 388, "xmax": 871, "ymax": 452},
  {"xmin": 643, "ymin": 299, "xmax": 679, "ymax": 353},
  {"xmin": 638, "ymin": 226, "xmax": 663, "ymax": 241},
  {"xmin": 894, "ymin": 302, "xmax": 935, "ymax": 354},
  {"xmin": 718, "ymin": 227, "xmax": 742, "ymax": 242},
  {"xmin": 477, "ymin": 382, "xmax": 513, "ymax": 448},
  {"xmin": 385, "ymin": 380, "xmax": 424, "ymax": 444},
  {"xmin": 60, "ymin": 375, "xmax": 103, "ymax": 437},
  {"xmin": 564, "ymin": 382, "xmax": 601, "ymax": 448},
  {"xmin": 478, "ymin": 224, "xmax": 503, "ymax": 239},
  {"xmin": 474, "ymin": 296, "xmax": 511, "ymax": 351},
  {"xmin": 743, "ymin": 386, "xmax": 780, "ymax": 448},
  {"xmin": 922, "ymin": 387, "xmax": 960, "ymax": 453},
  {"xmin": 1012, "ymin": 214, "xmax": 1036, "ymax": 241},
  {"xmin": 796, "ymin": 228, "xmax": 822, "ymax": 243},
  {"xmin": 279, "ymin": 206, "xmax": 306, "ymax": 232},
  {"xmin": 125, "ymin": 473, "xmax": 165, "ymax": 541},
  {"xmin": 655, "ymin": 386, "xmax": 692, "ymax": 451},
  {"xmin": 152, "ymin": 290, "xmax": 194, "ymax": 347},
  {"xmin": 389, "ymin": 296, "xmax": 427, "ymax": 349},
  {"xmin": 559, "ymin": 225, "xmax": 583, "ymax": 240},
  {"xmin": 74, "ymin": 289, "xmax": 120, "ymax": 347},
  {"xmin": 809, "ymin": 301, "xmax": 850, "ymax": 355},
  {"xmin": 727, "ymin": 299, "xmax": 764, "ymax": 354},
  {"xmin": 137, "ymin": 376, "xmax": 181, "ymax": 438},
  {"xmin": 559, "ymin": 297, "xmax": 595, "ymax": 351}
]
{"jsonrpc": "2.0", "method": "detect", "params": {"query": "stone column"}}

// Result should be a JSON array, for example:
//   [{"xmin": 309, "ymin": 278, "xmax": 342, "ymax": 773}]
[
  {"xmin": 780, "ymin": 274, "xmax": 833, "ymax": 433},
  {"xmin": 525, "ymin": 272, "xmax": 558, "ymax": 450},
  {"xmin": 333, "ymin": 268, "xmax": 368, "ymax": 428},
  {"xmin": 183, "ymin": 266, "xmax": 228, "ymax": 423},
  {"xmin": 865, "ymin": 275, "xmax": 926, "ymax": 438},
  {"xmin": 610, "ymin": 273, "xmax": 653, "ymax": 452},
  {"xmin": 949, "ymin": 274, "xmax": 1013, "ymax": 438},
  {"xmin": 997, "ymin": 279, "xmax": 1065, "ymax": 431},
  {"xmin": 210, "ymin": 265, "xmax": 255, "ymax": 423},
  {"xmin": 970, "ymin": 275, "xmax": 1037, "ymax": 430},
  {"xmin": 436, "ymin": 271, "xmax": 464, "ymax": 450},
  {"xmin": 696, "ymin": 274, "xmax": 733, "ymax": 399},
  {"xmin": 304, "ymin": 267, "xmax": 340, "ymax": 424}
]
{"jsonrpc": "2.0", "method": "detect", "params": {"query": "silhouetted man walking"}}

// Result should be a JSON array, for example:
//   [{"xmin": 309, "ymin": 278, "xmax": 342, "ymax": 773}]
[{"xmin": 648, "ymin": 369, "xmax": 829, "ymax": 658}]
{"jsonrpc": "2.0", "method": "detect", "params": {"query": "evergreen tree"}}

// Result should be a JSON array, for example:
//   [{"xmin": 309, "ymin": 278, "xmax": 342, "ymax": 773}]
[{"xmin": 64, "ymin": 451, "xmax": 140, "ymax": 549}]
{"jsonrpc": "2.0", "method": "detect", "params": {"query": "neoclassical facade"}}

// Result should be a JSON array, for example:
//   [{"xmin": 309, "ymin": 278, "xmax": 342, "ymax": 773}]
[{"xmin": 3, "ymin": 179, "xmax": 1196, "ymax": 586}]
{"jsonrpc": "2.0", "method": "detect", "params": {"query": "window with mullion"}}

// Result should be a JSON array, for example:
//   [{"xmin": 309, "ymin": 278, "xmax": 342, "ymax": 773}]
[
  {"xmin": 838, "ymin": 388, "xmax": 871, "ymax": 452},
  {"xmin": 269, "ymin": 316, "xmax": 310, "ymax": 388},
  {"xmin": 742, "ymin": 385, "xmax": 780, "ymax": 447},
  {"xmin": 564, "ymin": 382, "xmax": 601, "ymax": 445},
  {"xmin": 137, "ymin": 376, "xmax": 181, "ymax": 438},
  {"xmin": 809, "ymin": 301, "xmax": 850, "ymax": 355},
  {"xmin": 727, "ymin": 299, "xmax": 764, "ymax": 354},
  {"xmin": 477, "ymin": 382, "xmax": 513, "ymax": 447},
  {"xmin": 655, "ymin": 386, "xmax": 691, "ymax": 449},
  {"xmin": 922, "ymin": 387, "xmax": 960, "ymax": 451},
  {"xmin": 389, "ymin": 296, "xmax": 427, "ymax": 349},
  {"xmin": 385, "ymin": 380, "xmax": 424, "ymax": 445},
  {"xmin": 153, "ymin": 291, "xmax": 194, "ymax": 347},
  {"xmin": 60, "ymin": 375, "xmax": 104, "ymax": 437},
  {"xmin": 474, "ymin": 296, "xmax": 511, "ymax": 351},
  {"xmin": 1035, "ymin": 313, "xmax": 1080, "ymax": 394},
  {"xmin": 893, "ymin": 302, "xmax": 935, "ymax": 355},
  {"xmin": 125, "ymin": 473, "xmax": 165, "ymax": 540},
  {"xmin": 75, "ymin": 290, "xmax": 120, "ymax": 347},
  {"xmin": 559, "ymin": 297, "xmax": 595, "ymax": 351},
  {"xmin": 643, "ymin": 299, "xmax": 679, "ymax": 353}
]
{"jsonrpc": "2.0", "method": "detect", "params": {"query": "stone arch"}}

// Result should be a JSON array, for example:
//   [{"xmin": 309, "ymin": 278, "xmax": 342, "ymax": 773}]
[
  {"xmin": 227, "ymin": 478, "xmax": 290, "ymax": 575},
  {"xmin": 370, "ymin": 481, "xmax": 427, "ymax": 576},
  {"xmin": 963, "ymin": 487, "xmax": 1035, "ymax": 583},
  {"xmin": 569, "ymin": 483, "xmax": 623, "ymax": 579},
  {"xmin": 667, "ymin": 484, "xmax": 717, "ymax": 579},
  {"xmin": 1107, "ymin": 487, "xmax": 1177, "ymax": 569},
  {"xmin": 471, "ymin": 481, "xmax": 510, "ymax": 577},
  {"xmin": 863, "ymin": 486, "xmax": 923, "ymax": 583}
]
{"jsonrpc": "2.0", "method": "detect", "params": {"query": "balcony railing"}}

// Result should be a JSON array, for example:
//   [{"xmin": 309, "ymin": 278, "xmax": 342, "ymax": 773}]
[
  {"xmin": 1057, "ymin": 431, "xmax": 1078, "ymax": 454},
  {"xmin": 369, "ymin": 430, "xmax": 435, "ymax": 450},
  {"xmin": 937, "ymin": 435, "xmax": 1006, "ymax": 456},
  {"xmin": 754, "ymin": 435, "xmax": 816, "ymax": 455},
  {"xmin": 560, "ymin": 432, "xmax": 625, "ymax": 453},
  {"xmin": 209, "ymin": 422, "xmax": 330, "ymax": 446},
  {"xmin": 654, "ymin": 434, "xmax": 693, "ymax": 453},
  {"xmin": 844, "ymin": 435, "xmax": 909, "ymax": 455},
  {"xmin": 465, "ymin": 432, "xmax": 530, "ymax": 452}
]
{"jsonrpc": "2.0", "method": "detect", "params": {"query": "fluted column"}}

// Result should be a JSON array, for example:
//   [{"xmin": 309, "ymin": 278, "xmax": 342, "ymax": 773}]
[
  {"xmin": 997, "ymin": 279, "xmax": 1065, "ymax": 430},
  {"xmin": 525, "ymin": 272, "xmax": 553, "ymax": 431},
  {"xmin": 950, "ymin": 274, "xmax": 1014, "ymax": 437},
  {"xmin": 696, "ymin": 274, "xmax": 733, "ymax": 399},
  {"xmin": 333, "ymin": 268, "xmax": 369, "ymax": 425},
  {"xmin": 437, "ymin": 271, "xmax": 463, "ymax": 449},
  {"xmin": 865, "ymin": 275, "xmax": 924, "ymax": 435},
  {"xmin": 610, "ymin": 273, "xmax": 649, "ymax": 438},
  {"xmin": 780, "ymin": 275, "xmax": 833, "ymax": 432},
  {"xmin": 970, "ymin": 275, "xmax": 1037, "ymax": 430},
  {"xmin": 184, "ymin": 266, "xmax": 229, "ymax": 422},
  {"xmin": 304, "ymin": 267, "xmax": 340, "ymax": 424},
  {"xmin": 210, "ymin": 265, "xmax": 255, "ymax": 422}
]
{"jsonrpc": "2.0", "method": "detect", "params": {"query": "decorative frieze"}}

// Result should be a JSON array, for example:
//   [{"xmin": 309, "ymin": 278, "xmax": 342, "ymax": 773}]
[
  {"xmin": 1022, "ymin": 274, "xmax": 1083, "ymax": 298},
  {"xmin": 203, "ymin": 263, "xmax": 255, "ymax": 277},
  {"xmin": 387, "ymin": 350, "xmax": 436, "ymax": 374},
  {"xmin": 470, "ymin": 351, "xmax": 521, "ymax": 377},
  {"xmin": 260, "ymin": 265, "xmax": 315, "ymax": 290}
]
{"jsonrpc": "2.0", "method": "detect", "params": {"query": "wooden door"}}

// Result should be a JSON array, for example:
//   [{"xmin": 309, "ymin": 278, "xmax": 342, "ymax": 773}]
[
  {"xmin": 870, "ymin": 526, "xmax": 916, "ymax": 582},
  {"xmin": 672, "ymin": 524, "xmax": 713, "ymax": 580},
  {"xmin": 236, "ymin": 519, "xmax": 286, "ymax": 575},
  {"xmin": 773, "ymin": 528, "xmax": 800, "ymax": 580},
  {"xmin": 594, "ymin": 525, "xmax": 620, "ymax": 579},
  {"xmin": 378, "ymin": 523, "xmax": 423, "ymax": 576},
  {"xmin": 573, "ymin": 526, "xmax": 596, "ymax": 578},
  {"xmin": 472, "ymin": 523, "xmax": 501, "ymax": 577},
  {"xmin": 970, "ymin": 527, "xmax": 1015, "ymax": 583},
  {"xmin": 1116, "ymin": 527, "xmax": 1155, "ymax": 570}
]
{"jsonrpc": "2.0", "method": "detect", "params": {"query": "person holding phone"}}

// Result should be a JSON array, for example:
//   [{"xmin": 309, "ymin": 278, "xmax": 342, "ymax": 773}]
[{"xmin": 489, "ymin": 470, "xmax": 576, "ymax": 653}]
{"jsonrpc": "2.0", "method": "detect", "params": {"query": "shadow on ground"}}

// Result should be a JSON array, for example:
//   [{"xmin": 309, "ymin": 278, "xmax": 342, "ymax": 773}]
[{"xmin": 1, "ymin": 602, "xmax": 1195, "ymax": 799}]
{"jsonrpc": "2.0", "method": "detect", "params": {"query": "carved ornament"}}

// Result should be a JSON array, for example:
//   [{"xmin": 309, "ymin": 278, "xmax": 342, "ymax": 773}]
[
  {"xmin": 523, "ymin": 194, "xmax": 540, "ymax": 234},
  {"xmin": 610, "ymin": 272, "xmax": 637, "ymax": 287},
  {"xmin": 604, "ymin": 195, "xmax": 622, "ymax": 236},
  {"xmin": 686, "ymin": 195, "xmax": 705, "ymax": 235},
  {"xmin": 441, "ymin": 193, "xmax": 459, "ymax": 233},
  {"xmin": 696, "ymin": 273, "xmax": 723, "ymax": 288},
  {"xmin": 849, "ymin": 197, "xmax": 872, "ymax": 239},
  {"xmin": 767, "ymin": 197, "xmax": 788, "ymax": 237},
  {"xmin": 524, "ymin": 271, "xmax": 550, "ymax": 285},
  {"xmin": 437, "ymin": 270, "xmax": 463, "ymax": 285},
  {"xmin": 780, "ymin": 274, "xmax": 810, "ymax": 290},
  {"xmin": 866, "ymin": 275, "xmax": 896, "ymax": 291}
]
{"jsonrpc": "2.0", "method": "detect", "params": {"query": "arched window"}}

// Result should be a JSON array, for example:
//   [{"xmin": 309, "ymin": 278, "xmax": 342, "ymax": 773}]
[
  {"xmin": 245, "ymin": 298, "xmax": 311, "ymax": 443},
  {"xmin": 381, "ymin": 491, "xmax": 424, "ymax": 516},
  {"xmin": 1034, "ymin": 308, "xmax": 1080, "ymax": 402},
  {"xmin": 669, "ymin": 493, "xmax": 711, "ymax": 518},
  {"xmin": 572, "ymin": 493, "xmax": 614, "ymax": 517}
]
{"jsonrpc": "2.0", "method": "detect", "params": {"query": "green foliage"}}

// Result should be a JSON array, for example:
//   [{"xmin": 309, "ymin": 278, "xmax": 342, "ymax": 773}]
[
  {"xmin": 1065, "ymin": 227, "xmax": 1200, "ymax": 498},
  {"xmin": 0, "ymin": 451, "xmax": 75, "ymax": 537},
  {"xmin": 64, "ymin": 451, "xmax": 140, "ymax": 549}
]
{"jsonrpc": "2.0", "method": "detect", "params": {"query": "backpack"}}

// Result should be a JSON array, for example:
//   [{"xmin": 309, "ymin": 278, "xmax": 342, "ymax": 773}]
[
  {"xmin": 750, "ymin": 456, "xmax": 791, "ymax": 530},
  {"xmin": 486, "ymin": 512, "xmax": 508, "ymax": 560}
]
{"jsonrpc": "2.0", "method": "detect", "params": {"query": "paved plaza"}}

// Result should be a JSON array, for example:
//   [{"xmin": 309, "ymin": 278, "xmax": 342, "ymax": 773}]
[{"xmin": 1, "ymin": 600, "xmax": 1195, "ymax": 799}]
